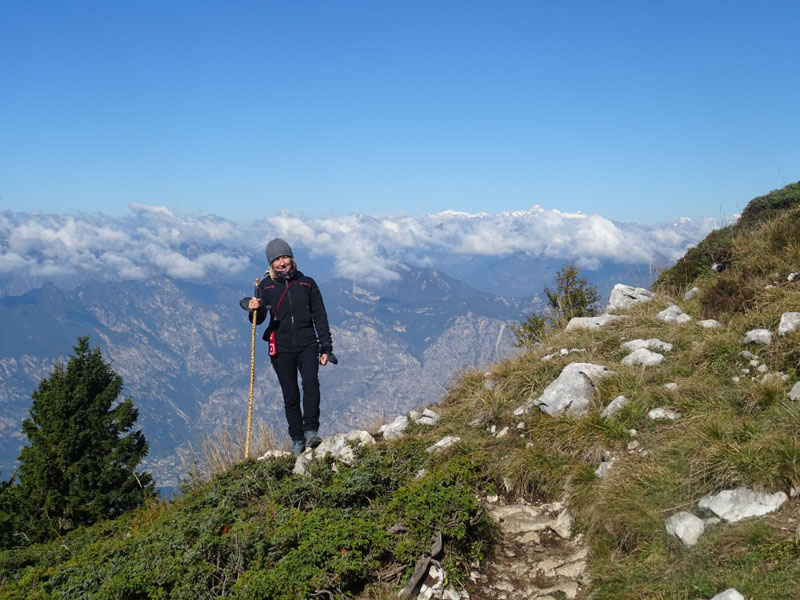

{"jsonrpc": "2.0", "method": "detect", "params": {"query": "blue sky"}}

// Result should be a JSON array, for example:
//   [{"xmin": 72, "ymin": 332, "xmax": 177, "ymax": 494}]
[{"xmin": 1, "ymin": 0, "xmax": 798, "ymax": 224}]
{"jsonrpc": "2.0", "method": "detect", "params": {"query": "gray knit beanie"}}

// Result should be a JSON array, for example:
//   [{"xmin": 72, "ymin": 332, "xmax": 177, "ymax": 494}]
[{"xmin": 266, "ymin": 238, "xmax": 293, "ymax": 264}]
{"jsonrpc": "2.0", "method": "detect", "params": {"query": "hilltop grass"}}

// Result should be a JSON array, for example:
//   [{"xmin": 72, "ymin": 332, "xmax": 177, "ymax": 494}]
[{"xmin": 1, "ymin": 182, "xmax": 799, "ymax": 599}]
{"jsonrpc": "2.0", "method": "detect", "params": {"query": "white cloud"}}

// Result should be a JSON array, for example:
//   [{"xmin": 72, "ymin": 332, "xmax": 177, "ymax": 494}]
[{"xmin": 0, "ymin": 204, "xmax": 728, "ymax": 291}]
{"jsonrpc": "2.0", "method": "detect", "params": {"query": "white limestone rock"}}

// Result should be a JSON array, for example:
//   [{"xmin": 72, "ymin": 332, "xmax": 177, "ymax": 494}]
[
  {"xmin": 664, "ymin": 382, "xmax": 678, "ymax": 391},
  {"xmin": 258, "ymin": 449, "xmax": 292, "ymax": 460},
  {"xmin": 565, "ymin": 313, "xmax": 625, "ymax": 331},
  {"xmin": 698, "ymin": 487, "xmax": 788, "ymax": 522},
  {"xmin": 600, "ymin": 395, "xmax": 629, "ymax": 419},
  {"xmin": 514, "ymin": 362, "xmax": 617, "ymax": 417},
  {"xmin": 607, "ymin": 284, "xmax": 655, "ymax": 312},
  {"xmin": 665, "ymin": 511, "xmax": 705, "ymax": 546},
  {"xmin": 710, "ymin": 590, "xmax": 745, "ymax": 600},
  {"xmin": 595, "ymin": 460, "xmax": 615, "ymax": 477},
  {"xmin": 426, "ymin": 435, "xmax": 461, "ymax": 453},
  {"xmin": 622, "ymin": 348, "xmax": 665, "ymax": 367},
  {"xmin": 414, "ymin": 408, "xmax": 441, "ymax": 426},
  {"xmin": 698, "ymin": 319, "xmax": 722, "ymax": 329},
  {"xmin": 778, "ymin": 312, "xmax": 800, "ymax": 335},
  {"xmin": 683, "ymin": 286, "xmax": 699, "ymax": 300},
  {"xmin": 743, "ymin": 328, "xmax": 773, "ymax": 345},
  {"xmin": 621, "ymin": 338, "xmax": 673, "ymax": 353},
  {"xmin": 648, "ymin": 408, "xmax": 680, "ymax": 420},
  {"xmin": 293, "ymin": 430, "xmax": 375, "ymax": 475},
  {"xmin": 656, "ymin": 304, "xmax": 692, "ymax": 324},
  {"xmin": 739, "ymin": 350, "xmax": 757, "ymax": 360},
  {"xmin": 789, "ymin": 382, "xmax": 800, "ymax": 401},
  {"xmin": 379, "ymin": 415, "xmax": 409, "ymax": 440}
]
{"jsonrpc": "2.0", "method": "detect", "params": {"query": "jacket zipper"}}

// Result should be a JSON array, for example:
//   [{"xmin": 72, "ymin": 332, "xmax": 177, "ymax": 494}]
[{"xmin": 285, "ymin": 278, "xmax": 297, "ymax": 350}]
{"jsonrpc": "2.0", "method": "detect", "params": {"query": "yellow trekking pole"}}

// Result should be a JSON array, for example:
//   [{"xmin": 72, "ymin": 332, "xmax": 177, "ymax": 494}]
[{"xmin": 245, "ymin": 278, "xmax": 259, "ymax": 459}]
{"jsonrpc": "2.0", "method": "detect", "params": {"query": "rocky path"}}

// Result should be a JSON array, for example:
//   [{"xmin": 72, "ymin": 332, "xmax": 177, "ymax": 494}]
[{"xmin": 466, "ymin": 500, "xmax": 589, "ymax": 600}]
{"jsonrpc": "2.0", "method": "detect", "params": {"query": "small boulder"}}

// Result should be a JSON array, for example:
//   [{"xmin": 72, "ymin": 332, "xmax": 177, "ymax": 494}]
[
  {"xmin": 698, "ymin": 319, "xmax": 722, "ymax": 329},
  {"xmin": 665, "ymin": 511, "xmax": 705, "ymax": 546},
  {"xmin": 622, "ymin": 348, "xmax": 665, "ymax": 366},
  {"xmin": 683, "ymin": 286, "xmax": 699, "ymax": 300},
  {"xmin": 664, "ymin": 382, "xmax": 678, "ymax": 391},
  {"xmin": 426, "ymin": 436, "xmax": 461, "ymax": 453},
  {"xmin": 413, "ymin": 408, "xmax": 441, "ymax": 426},
  {"xmin": 595, "ymin": 459, "xmax": 615, "ymax": 477},
  {"xmin": 607, "ymin": 284, "xmax": 655, "ymax": 312},
  {"xmin": 565, "ymin": 313, "xmax": 625, "ymax": 331},
  {"xmin": 514, "ymin": 362, "xmax": 616, "ymax": 417},
  {"xmin": 379, "ymin": 415, "xmax": 409, "ymax": 440},
  {"xmin": 698, "ymin": 487, "xmax": 788, "ymax": 522},
  {"xmin": 710, "ymin": 590, "xmax": 745, "ymax": 600},
  {"xmin": 743, "ymin": 328, "xmax": 772, "ymax": 345},
  {"xmin": 648, "ymin": 408, "xmax": 680, "ymax": 420},
  {"xmin": 294, "ymin": 430, "xmax": 375, "ymax": 475},
  {"xmin": 258, "ymin": 449, "xmax": 292, "ymax": 460},
  {"xmin": 656, "ymin": 304, "xmax": 692, "ymax": 324},
  {"xmin": 621, "ymin": 338, "xmax": 673, "ymax": 353},
  {"xmin": 778, "ymin": 312, "xmax": 800, "ymax": 335},
  {"xmin": 789, "ymin": 382, "xmax": 800, "ymax": 401},
  {"xmin": 600, "ymin": 395, "xmax": 629, "ymax": 419}
]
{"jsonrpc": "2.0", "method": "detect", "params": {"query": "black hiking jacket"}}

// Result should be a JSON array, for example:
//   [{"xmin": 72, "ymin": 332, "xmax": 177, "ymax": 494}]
[{"xmin": 240, "ymin": 270, "xmax": 333, "ymax": 356}]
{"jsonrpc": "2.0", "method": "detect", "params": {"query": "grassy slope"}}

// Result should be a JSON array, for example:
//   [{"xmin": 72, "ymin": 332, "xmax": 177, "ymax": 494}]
[{"xmin": 1, "ymin": 182, "xmax": 799, "ymax": 599}]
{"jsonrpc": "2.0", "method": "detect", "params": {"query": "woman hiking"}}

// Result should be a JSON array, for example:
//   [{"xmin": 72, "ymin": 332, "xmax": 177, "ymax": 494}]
[{"xmin": 241, "ymin": 238, "xmax": 335, "ymax": 456}]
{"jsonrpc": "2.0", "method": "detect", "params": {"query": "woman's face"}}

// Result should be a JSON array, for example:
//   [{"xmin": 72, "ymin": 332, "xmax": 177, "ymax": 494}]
[{"xmin": 272, "ymin": 255, "xmax": 292, "ymax": 272}]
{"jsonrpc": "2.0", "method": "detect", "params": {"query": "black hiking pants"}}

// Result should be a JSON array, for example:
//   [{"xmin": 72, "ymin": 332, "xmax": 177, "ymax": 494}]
[{"xmin": 270, "ymin": 344, "xmax": 321, "ymax": 441}]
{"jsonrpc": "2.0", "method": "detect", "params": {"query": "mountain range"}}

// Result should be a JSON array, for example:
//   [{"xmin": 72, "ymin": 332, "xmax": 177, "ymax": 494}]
[{"xmin": 0, "ymin": 207, "xmax": 728, "ymax": 490}]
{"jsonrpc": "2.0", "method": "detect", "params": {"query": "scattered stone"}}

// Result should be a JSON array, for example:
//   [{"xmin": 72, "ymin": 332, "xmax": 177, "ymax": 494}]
[
  {"xmin": 743, "ymin": 328, "xmax": 772, "ymax": 345},
  {"xmin": 514, "ymin": 362, "xmax": 617, "ymax": 417},
  {"xmin": 293, "ymin": 430, "xmax": 375, "ymax": 475},
  {"xmin": 565, "ymin": 314, "xmax": 625, "ymax": 331},
  {"xmin": 664, "ymin": 382, "xmax": 678, "ymax": 391},
  {"xmin": 258, "ymin": 449, "xmax": 292, "ymax": 460},
  {"xmin": 426, "ymin": 436, "xmax": 461, "ymax": 454},
  {"xmin": 622, "ymin": 348, "xmax": 665, "ymax": 366},
  {"xmin": 740, "ymin": 350, "xmax": 757, "ymax": 360},
  {"xmin": 414, "ymin": 408, "xmax": 441, "ymax": 426},
  {"xmin": 789, "ymin": 382, "xmax": 800, "ymax": 401},
  {"xmin": 710, "ymin": 589, "xmax": 745, "ymax": 600},
  {"xmin": 379, "ymin": 415, "xmax": 409, "ymax": 440},
  {"xmin": 416, "ymin": 564, "xmax": 469, "ymax": 600},
  {"xmin": 656, "ymin": 304, "xmax": 692, "ymax": 324},
  {"xmin": 648, "ymin": 408, "xmax": 680, "ymax": 420},
  {"xmin": 607, "ymin": 284, "xmax": 655, "ymax": 312},
  {"xmin": 600, "ymin": 395, "xmax": 629, "ymax": 419},
  {"xmin": 483, "ymin": 378, "xmax": 497, "ymax": 391},
  {"xmin": 789, "ymin": 272, "xmax": 799, "ymax": 281},
  {"xmin": 627, "ymin": 440, "xmax": 640, "ymax": 451},
  {"xmin": 778, "ymin": 312, "xmax": 800, "ymax": 335},
  {"xmin": 496, "ymin": 426, "xmax": 509, "ymax": 439},
  {"xmin": 683, "ymin": 286, "xmax": 699, "ymax": 300},
  {"xmin": 621, "ymin": 338, "xmax": 673, "ymax": 353},
  {"xmin": 665, "ymin": 511, "xmax": 705, "ymax": 546},
  {"xmin": 595, "ymin": 460, "xmax": 615, "ymax": 477},
  {"xmin": 516, "ymin": 421, "xmax": 525, "ymax": 429},
  {"xmin": 749, "ymin": 359, "xmax": 760, "ymax": 367},
  {"xmin": 628, "ymin": 429, "xmax": 638, "ymax": 437},
  {"xmin": 731, "ymin": 376, "xmax": 740, "ymax": 383},
  {"xmin": 698, "ymin": 319, "xmax": 722, "ymax": 329},
  {"xmin": 698, "ymin": 487, "xmax": 788, "ymax": 522},
  {"xmin": 757, "ymin": 364, "xmax": 769, "ymax": 373}
]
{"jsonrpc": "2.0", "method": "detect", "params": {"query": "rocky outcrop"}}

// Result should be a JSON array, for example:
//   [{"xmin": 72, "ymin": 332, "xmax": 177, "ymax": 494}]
[
  {"xmin": 514, "ymin": 363, "xmax": 616, "ymax": 417},
  {"xmin": 607, "ymin": 284, "xmax": 655, "ymax": 312},
  {"xmin": 468, "ymin": 500, "xmax": 588, "ymax": 600},
  {"xmin": 698, "ymin": 487, "xmax": 788, "ymax": 522}
]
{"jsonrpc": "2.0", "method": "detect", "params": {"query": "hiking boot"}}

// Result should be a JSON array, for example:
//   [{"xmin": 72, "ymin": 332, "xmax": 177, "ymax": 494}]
[
  {"xmin": 304, "ymin": 430, "xmax": 322, "ymax": 449},
  {"xmin": 291, "ymin": 439, "xmax": 306, "ymax": 457}
]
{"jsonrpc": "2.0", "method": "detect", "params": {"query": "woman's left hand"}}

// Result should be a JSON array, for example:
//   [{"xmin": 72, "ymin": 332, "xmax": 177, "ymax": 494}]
[{"xmin": 319, "ymin": 354, "xmax": 328, "ymax": 366}]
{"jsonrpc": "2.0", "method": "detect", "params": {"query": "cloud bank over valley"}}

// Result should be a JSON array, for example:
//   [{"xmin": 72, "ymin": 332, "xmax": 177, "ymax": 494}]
[{"xmin": 0, "ymin": 204, "xmax": 733, "ymax": 296}]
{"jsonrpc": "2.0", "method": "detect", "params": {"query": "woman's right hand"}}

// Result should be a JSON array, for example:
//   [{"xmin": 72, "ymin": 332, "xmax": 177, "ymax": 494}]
[{"xmin": 248, "ymin": 297, "xmax": 261, "ymax": 310}]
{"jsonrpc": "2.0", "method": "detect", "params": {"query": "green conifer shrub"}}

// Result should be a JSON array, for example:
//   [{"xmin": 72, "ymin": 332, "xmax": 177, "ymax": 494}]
[{"xmin": 4, "ymin": 337, "xmax": 153, "ymax": 546}]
